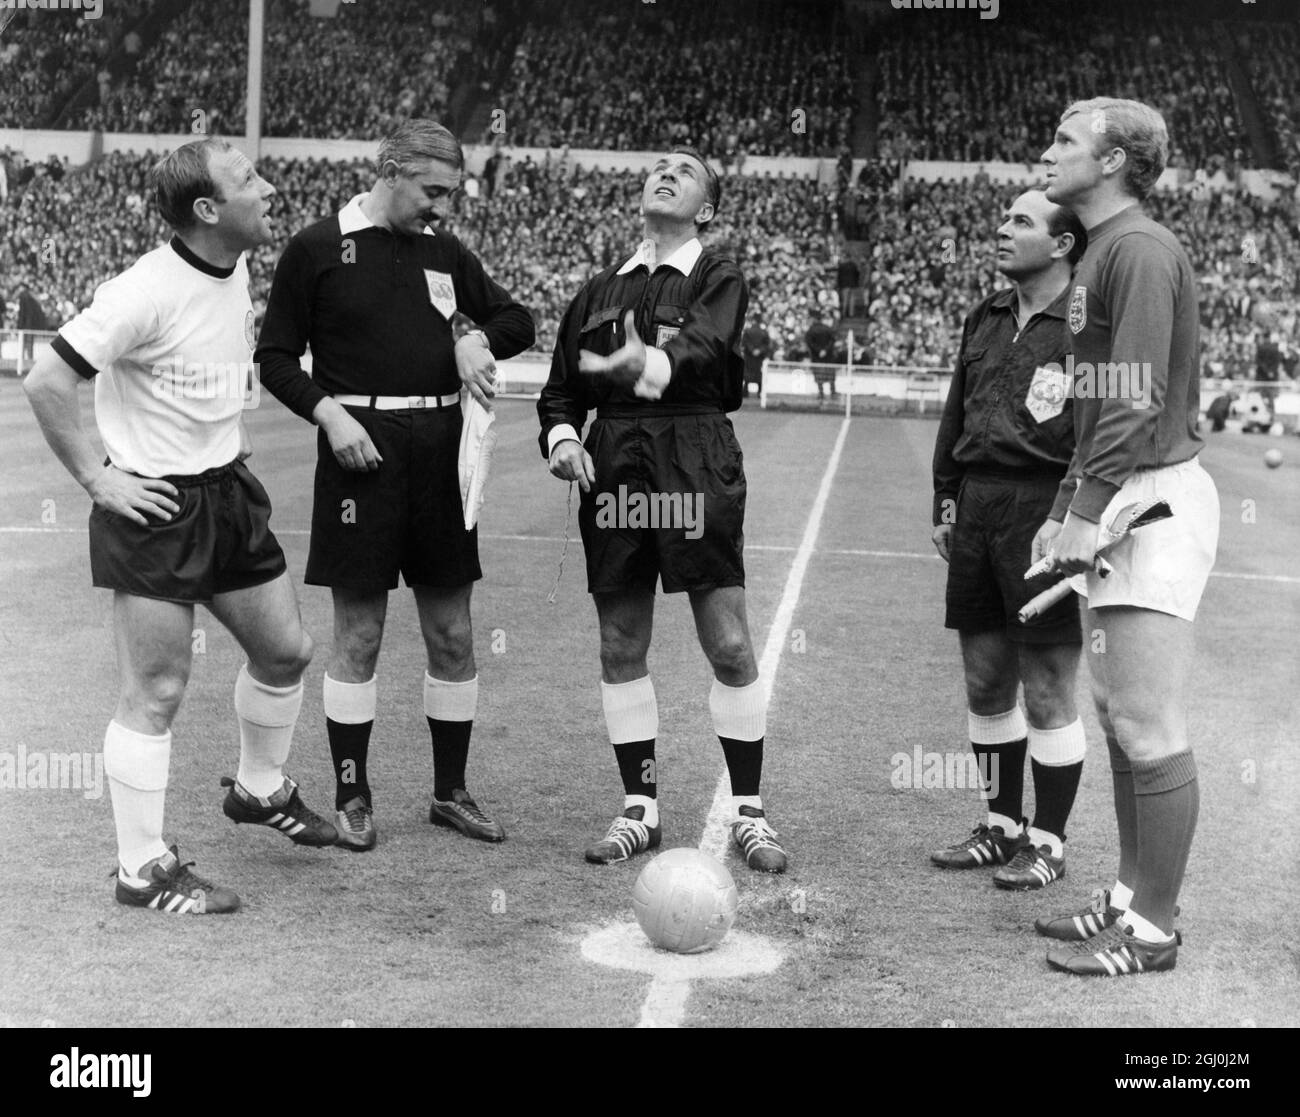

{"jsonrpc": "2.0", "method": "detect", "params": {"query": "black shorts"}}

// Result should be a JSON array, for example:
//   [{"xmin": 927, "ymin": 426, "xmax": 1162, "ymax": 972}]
[
  {"xmin": 306, "ymin": 405, "xmax": 481, "ymax": 591},
  {"xmin": 578, "ymin": 411, "xmax": 745, "ymax": 595},
  {"xmin": 945, "ymin": 472, "xmax": 1081, "ymax": 645},
  {"xmin": 89, "ymin": 459, "xmax": 287, "ymax": 604}
]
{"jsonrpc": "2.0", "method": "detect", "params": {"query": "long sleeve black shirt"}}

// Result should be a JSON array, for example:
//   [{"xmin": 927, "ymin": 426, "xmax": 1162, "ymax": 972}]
[
  {"xmin": 931, "ymin": 284, "xmax": 1075, "ymax": 525},
  {"xmin": 256, "ymin": 200, "xmax": 534, "ymax": 421},
  {"xmin": 536, "ymin": 243, "xmax": 747, "ymax": 459}
]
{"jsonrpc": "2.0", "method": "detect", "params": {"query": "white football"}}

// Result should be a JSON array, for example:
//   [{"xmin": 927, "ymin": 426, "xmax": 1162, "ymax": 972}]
[{"xmin": 632, "ymin": 847, "xmax": 739, "ymax": 954}]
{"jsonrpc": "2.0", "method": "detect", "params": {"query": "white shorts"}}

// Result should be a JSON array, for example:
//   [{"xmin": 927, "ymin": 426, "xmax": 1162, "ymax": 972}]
[{"xmin": 1074, "ymin": 457, "xmax": 1219, "ymax": 621}]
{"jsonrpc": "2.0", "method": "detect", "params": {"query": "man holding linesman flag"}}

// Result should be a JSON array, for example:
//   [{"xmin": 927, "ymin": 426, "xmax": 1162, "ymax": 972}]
[
  {"xmin": 539, "ymin": 147, "xmax": 788, "ymax": 874},
  {"xmin": 257, "ymin": 120, "xmax": 534, "ymax": 851}
]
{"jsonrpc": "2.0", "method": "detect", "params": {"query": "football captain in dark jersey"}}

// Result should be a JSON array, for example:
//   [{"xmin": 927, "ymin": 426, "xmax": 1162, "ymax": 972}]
[
  {"xmin": 1034, "ymin": 98, "xmax": 1219, "ymax": 977},
  {"xmin": 257, "ymin": 120, "xmax": 534, "ymax": 851},
  {"xmin": 538, "ymin": 148, "xmax": 787, "ymax": 873}
]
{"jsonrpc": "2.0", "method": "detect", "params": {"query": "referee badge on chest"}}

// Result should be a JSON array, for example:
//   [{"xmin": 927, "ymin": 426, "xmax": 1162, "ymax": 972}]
[
  {"xmin": 1068, "ymin": 284, "xmax": 1087, "ymax": 335},
  {"xmin": 424, "ymin": 269, "xmax": 457, "ymax": 320},
  {"xmin": 1026, "ymin": 363, "xmax": 1070, "ymax": 423}
]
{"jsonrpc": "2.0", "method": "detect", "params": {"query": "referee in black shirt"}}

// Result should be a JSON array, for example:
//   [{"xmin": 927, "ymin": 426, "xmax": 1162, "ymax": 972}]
[
  {"xmin": 539, "ymin": 148, "xmax": 787, "ymax": 874},
  {"xmin": 929, "ymin": 188, "xmax": 1089, "ymax": 892},
  {"xmin": 257, "ymin": 120, "xmax": 534, "ymax": 851}
]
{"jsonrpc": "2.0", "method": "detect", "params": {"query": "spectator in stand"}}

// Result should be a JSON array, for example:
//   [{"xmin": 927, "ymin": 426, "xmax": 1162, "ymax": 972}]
[
  {"xmin": 837, "ymin": 254, "xmax": 860, "ymax": 317},
  {"xmin": 742, "ymin": 318, "xmax": 773, "ymax": 397},
  {"xmin": 806, "ymin": 313, "xmax": 837, "ymax": 404}
]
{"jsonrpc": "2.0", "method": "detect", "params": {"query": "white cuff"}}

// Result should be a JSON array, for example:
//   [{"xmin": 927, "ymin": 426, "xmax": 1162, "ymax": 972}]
[
  {"xmin": 547, "ymin": 423, "xmax": 582, "ymax": 458},
  {"xmin": 633, "ymin": 347, "xmax": 672, "ymax": 400}
]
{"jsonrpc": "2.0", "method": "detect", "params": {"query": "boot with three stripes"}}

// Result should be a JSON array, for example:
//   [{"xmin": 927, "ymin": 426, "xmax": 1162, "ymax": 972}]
[
  {"xmin": 220, "ymin": 774, "xmax": 338, "ymax": 846},
  {"xmin": 114, "ymin": 845, "xmax": 240, "ymax": 915}
]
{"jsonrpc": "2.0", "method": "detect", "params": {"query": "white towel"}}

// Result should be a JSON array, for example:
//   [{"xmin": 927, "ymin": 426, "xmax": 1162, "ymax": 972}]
[{"xmin": 458, "ymin": 392, "xmax": 498, "ymax": 530}]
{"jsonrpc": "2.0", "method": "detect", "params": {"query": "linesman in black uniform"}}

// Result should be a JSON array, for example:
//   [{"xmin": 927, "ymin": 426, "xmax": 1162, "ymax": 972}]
[
  {"xmin": 930, "ymin": 188, "xmax": 1089, "ymax": 891},
  {"xmin": 257, "ymin": 120, "xmax": 534, "ymax": 851},
  {"xmin": 539, "ymin": 148, "xmax": 787, "ymax": 874}
]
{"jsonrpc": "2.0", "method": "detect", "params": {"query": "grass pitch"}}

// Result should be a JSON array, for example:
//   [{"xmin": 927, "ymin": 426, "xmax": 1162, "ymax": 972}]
[{"xmin": 0, "ymin": 382, "xmax": 1296, "ymax": 1027}]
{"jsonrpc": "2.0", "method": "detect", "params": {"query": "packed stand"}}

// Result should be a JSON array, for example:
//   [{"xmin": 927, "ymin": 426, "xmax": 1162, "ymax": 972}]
[
  {"xmin": 876, "ymin": 1, "xmax": 1251, "ymax": 173},
  {"xmin": 0, "ymin": 0, "xmax": 154, "ymax": 128},
  {"xmin": 493, "ymin": 0, "xmax": 852, "ymax": 157},
  {"xmin": 75, "ymin": 0, "xmax": 496, "ymax": 139},
  {"xmin": 2, "ymin": 150, "xmax": 1296, "ymax": 383},
  {"xmin": 1236, "ymin": 22, "xmax": 1300, "ymax": 180}
]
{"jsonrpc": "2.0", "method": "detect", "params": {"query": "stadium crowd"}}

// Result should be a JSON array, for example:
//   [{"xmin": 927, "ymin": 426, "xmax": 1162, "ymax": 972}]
[
  {"xmin": 876, "ymin": 4, "xmax": 1249, "ymax": 173},
  {"xmin": 491, "ymin": 0, "xmax": 852, "ymax": 157},
  {"xmin": 75, "ymin": 0, "xmax": 498, "ymax": 139},
  {"xmin": 2, "ymin": 148, "xmax": 1295, "ymax": 381},
  {"xmin": 0, "ymin": 0, "xmax": 153, "ymax": 128},
  {"xmin": 1237, "ymin": 22, "xmax": 1300, "ymax": 180}
]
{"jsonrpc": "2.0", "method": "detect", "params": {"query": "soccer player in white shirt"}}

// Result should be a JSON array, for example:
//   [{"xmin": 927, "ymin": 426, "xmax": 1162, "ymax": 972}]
[{"xmin": 24, "ymin": 138, "xmax": 338, "ymax": 916}]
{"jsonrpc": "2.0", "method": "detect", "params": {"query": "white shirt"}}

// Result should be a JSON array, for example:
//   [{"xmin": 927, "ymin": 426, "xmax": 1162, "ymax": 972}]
[{"xmin": 59, "ymin": 242, "xmax": 256, "ymax": 476}]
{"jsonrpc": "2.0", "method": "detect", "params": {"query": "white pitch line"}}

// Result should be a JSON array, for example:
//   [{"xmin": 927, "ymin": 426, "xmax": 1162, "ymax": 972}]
[
  {"xmin": 3, "ymin": 525, "xmax": 1298, "ymax": 587},
  {"xmin": 700, "ymin": 415, "xmax": 852, "ymax": 861},
  {"xmin": 634, "ymin": 415, "xmax": 852, "ymax": 1030}
]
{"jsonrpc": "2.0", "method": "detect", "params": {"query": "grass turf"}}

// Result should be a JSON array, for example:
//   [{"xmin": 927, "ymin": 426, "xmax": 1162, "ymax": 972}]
[{"xmin": 0, "ymin": 381, "xmax": 1296, "ymax": 1027}]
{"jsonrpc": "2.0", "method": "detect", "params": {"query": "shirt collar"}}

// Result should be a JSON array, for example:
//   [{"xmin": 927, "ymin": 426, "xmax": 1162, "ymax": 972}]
[
  {"xmin": 338, "ymin": 193, "xmax": 376, "ymax": 235},
  {"xmin": 616, "ymin": 237, "xmax": 703, "ymax": 276},
  {"xmin": 990, "ymin": 284, "xmax": 1070, "ymax": 320},
  {"xmin": 169, "ymin": 235, "xmax": 236, "ymax": 279},
  {"xmin": 337, "ymin": 192, "xmax": 437, "ymax": 237}
]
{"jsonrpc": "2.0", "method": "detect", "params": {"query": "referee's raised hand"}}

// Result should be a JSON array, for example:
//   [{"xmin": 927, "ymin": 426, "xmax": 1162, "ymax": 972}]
[{"xmin": 578, "ymin": 310, "xmax": 646, "ymax": 388}]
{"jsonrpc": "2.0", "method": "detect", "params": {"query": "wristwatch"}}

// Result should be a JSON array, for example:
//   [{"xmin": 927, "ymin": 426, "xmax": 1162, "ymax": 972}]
[{"xmin": 459, "ymin": 328, "xmax": 491, "ymax": 351}]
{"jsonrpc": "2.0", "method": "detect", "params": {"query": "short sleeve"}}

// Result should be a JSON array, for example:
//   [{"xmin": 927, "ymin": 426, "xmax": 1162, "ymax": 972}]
[{"xmin": 56, "ymin": 273, "xmax": 156, "ymax": 378}]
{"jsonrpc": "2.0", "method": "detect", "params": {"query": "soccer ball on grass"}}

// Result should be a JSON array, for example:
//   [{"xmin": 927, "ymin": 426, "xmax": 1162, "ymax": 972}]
[{"xmin": 632, "ymin": 848, "xmax": 739, "ymax": 954}]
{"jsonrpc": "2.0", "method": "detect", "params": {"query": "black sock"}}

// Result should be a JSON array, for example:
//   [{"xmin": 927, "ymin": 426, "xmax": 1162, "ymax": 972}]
[
  {"xmin": 429, "ymin": 718, "xmax": 472, "ymax": 801},
  {"xmin": 719, "ymin": 735, "xmax": 763, "ymax": 797},
  {"xmin": 613, "ymin": 739, "xmax": 657, "ymax": 798},
  {"xmin": 327, "ymin": 718, "xmax": 373, "ymax": 810},
  {"xmin": 972, "ymin": 737, "xmax": 1026, "ymax": 826},
  {"xmin": 1030, "ymin": 757, "xmax": 1082, "ymax": 843}
]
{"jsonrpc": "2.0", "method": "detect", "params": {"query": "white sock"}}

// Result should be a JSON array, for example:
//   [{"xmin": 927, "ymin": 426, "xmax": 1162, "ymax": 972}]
[
  {"xmin": 1027, "ymin": 825, "xmax": 1063, "ymax": 858},
  {"xmin": 323, "ymin": 673, "xmax": 377, "ymax": 723},
  {"xmin": 234, "ymin": 664, "xmax": 303, "ymax": 797},
  {"xmin": 1111, "ymin": 880, "xmax": 1134, "ymax": 910},
  {"xmin": 1121, "ymin": 908, "xmax": 1175, "ymax": 945},
  {"xmin": 732, "ymin": 794, "xmax": 763, "ymax": 819},
  {"xmin": 601, "ymin": 676, "xmax": 657, "ymax": 743},
  {"xmin": 103, "ymin": 720, "xmax": 171, "ymax": 882},
  {"xmin": 423, "ymin": 673, "xmax": 478, "ymax": 721},
  {"xmin": 987, "ymin": 811, "xmax": 1022, "ymax": 838},
  {"xmin": 624, "ymin": 793, "xmax": 659, "ymax": 828}
]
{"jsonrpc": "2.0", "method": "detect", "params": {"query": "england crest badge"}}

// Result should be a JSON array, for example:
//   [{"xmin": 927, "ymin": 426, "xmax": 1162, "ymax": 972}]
[
  {"xmin": 424, "ymin": 269, "xmax": 457, "ymax": 320},
  {"xmin": 1068, "ymin": 285, "xmax": 1087, "ymax": 335}
]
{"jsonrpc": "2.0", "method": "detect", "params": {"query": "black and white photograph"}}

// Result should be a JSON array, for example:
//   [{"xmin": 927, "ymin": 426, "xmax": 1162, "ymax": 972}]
[{"xmin": 0, "ymin": 0, "xmax": 1295, "ymax": 1060}]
